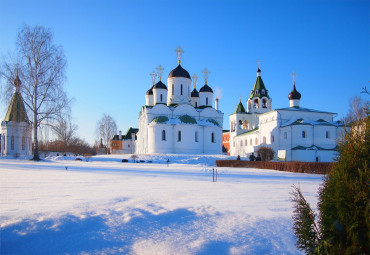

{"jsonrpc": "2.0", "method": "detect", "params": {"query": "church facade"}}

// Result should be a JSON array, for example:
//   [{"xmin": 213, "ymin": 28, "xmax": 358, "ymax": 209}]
[
  {"xmin": 1, "ymin": 73, "xmax": 32, "ymax": 157},
  {"xmin": 136, "ymin": 47, "xmax": 223, "ymax": 154},
  {"xmin": 229, "ymin": 67, "xmax": 345, "ymax": 162}
]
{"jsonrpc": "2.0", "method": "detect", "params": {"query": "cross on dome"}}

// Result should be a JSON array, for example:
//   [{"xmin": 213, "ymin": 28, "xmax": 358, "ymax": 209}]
[
  {"xmin": 156, "ymin": 65, "xmax": 164, "ymax": 81},
  {"xmin": 174, "ymin": 46, "xmax": 184, "ymax": 64},
  {"xmin": 202, "ymin": 68, "xmax": 210, "ymax": 84},
  {"xmin": 150, "ymin": 71, "xmax": 156, "ymax": 85},
  {"xmin": 192, "ymin": 74, "xmax": 198, "ymax": 89},
  {"xmin": 257, "ymin": 59, "xmax": 261, "ymax": 68},
  {"xmin": 292, "ymin": 71, "xmax": 297, "ymax": 84}
]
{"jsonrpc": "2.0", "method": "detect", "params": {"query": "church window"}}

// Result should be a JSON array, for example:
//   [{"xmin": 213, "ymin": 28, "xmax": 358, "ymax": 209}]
[
  {"xmin": 262, "ymin": 89, "xmax": 265, "ymax": 94},
  {"xmin": 254, "ymin": 99, "xmax": 259, "ymax": 109},
  {"xmin": 243, "ymin": 120, "xmax": 248, "ymax": 130},
  {"xmin": 262, "ymin": 99, "xmax": 267, "ymax": 108},
  {"xmin": 206, "ymin": 97, "xmax": 208, "ymax": 105},
  {"xmin": 11, "ymin": 136, "xmax": 14, "ymax": 150},
  {"xmin": 233, "ymin": 141, "xmax": 235, "ymax": 147},
  {"xmin": 239, "ymin": 120, "xmax": 243, "ymax": 129},
  {"xmin": 272, "ymin": 135, "xmax": 275, "ymax": 143},
  {"xmin": 250, "ymin": 139, "xmax": 253, "ymax": 145},
  {"xmin": 240, "ymin": 140, "xmax": 243, "ymax": 146},
  {"xmin": 172, "ymin": 84, "xmax": 174, "ymax": 95},
  {"xmin": 302, "ymin": 131, "xmax": 306, "ymax": 138},
  {"xmin": 160, "ymin": 94, "xmax": 163, "ymax": 102},
  {"xmin": 162, "ymin": 130, "xmax": 166, "ymax": 141},
  {"xmin": 195, "ymin": 102, "xmax": 198, "ymax": 107},
  {"xmin": 255, "ymin": 138, "xmax": 258, "ymax": 144},
  {"xmin": 255, "ymin": 90, "xmax": 259, "ymax": 95},
  {"xmin": 195, "ymin": 132, "xmax": 198, "ymax": 142},
  {"xmin": 211, "ymin": 132, "xmax": 215, "ymax": 143},
  {"xmin": 284, "ymin": 132, "xmax": 287, "ymax": 139},
  {"xmin": 181, "ymin": 84, "xmax": 183, "ymax": 95},
  {"xmin": 263, "ymin": 136, "xmax": 266, "ymax": 144},
  {"xmin": 178, "ymin": 131, "xmax": 182, "ymax": 142},
  {"xmin": 326, "ymin": 131, "xmax": 329, "ymax": 139},
  {"xmin": 245, "ymin": 139, "xmax": 247, "ymax": 146},
  {"xmin": 22, "ymin": 137, "xmax": 25, "ymax": 150},
  {"xmin": 128, "ymin": 144, "xmax": 130, "ymax": 148}
]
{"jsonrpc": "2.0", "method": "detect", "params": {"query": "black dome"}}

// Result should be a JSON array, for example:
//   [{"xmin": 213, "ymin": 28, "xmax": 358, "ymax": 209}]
[
  {"xmin": 146, "ymin": 86, "xmax": 153, "ymax": 95},
  {"xmin": 191, "ymin": 88, "xmax": 199, "ymax": 97},
  {"xmin": 153, "ymin": 81, "xmax": 167, "ymax": 90},
  {"xmin": 168, "ymin": 64, "xmax": 191, "ymax": 79},
  {"xmin": 199, "ymin": 84, "xmax": 213, "ymax": 93},
  {"xmin": 288, "ymin": 83, "xmax": 301, "ymax": 100}
]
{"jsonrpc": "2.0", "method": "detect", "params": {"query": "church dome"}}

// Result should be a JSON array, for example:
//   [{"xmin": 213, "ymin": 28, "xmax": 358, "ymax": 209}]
[
  {"xmin": 153, "ymin": 81, "xmax": 167, "ymax": 90},
  {"xmin": 288, "ymin": 83, "xmax": 301, "ymax": 100},
  {"xmin": 168, "ymin": 64, "xmax": 191, "ymax": 79},
  {"xmin": 199, "ymin": 84, "xmax": 213, "ymax": 93},
  {"xmin": 146, "ymin": 86, "xmax": 153, "ymax": 95},
  {"xmin": 191, "ymin": 88, "xmax": 199, "ymax": 97}
]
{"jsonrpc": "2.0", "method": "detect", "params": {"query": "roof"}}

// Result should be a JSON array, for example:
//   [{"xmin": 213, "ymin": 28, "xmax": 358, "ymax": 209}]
[
  {"xmin": 4, "ymin": 91, "xmax": 29, "ymax": 123},
  {"xmin": 191, "ymin": 88, "xmax": 199, "ymax": 97},
  {"xmin": 199, "ymin": 84, "xmax": 213, "ymax": 93},
  {"xmin": 237, "ymin": 127, "xmax": 259, "ymax": 136},
  {"xmin": 288, "ymin": 83, "xmax": 301, "ymax": 100},
  {"xmin": 281, "ymin": 118, "xmax": 343, "ymax": 127},
  {"xmin": 249, "ymin": 69, "xmax": 270, "ymax": 99},
  {"xmin": 233, "ymin": 101, "xmax": 247, "ymax": 114},
  {"xmin": 275, "ymin": 106, "xmax": 336, "ymax": 115},
  {"xmin": 292, "ymin": 145, "xmax": 338, "ymax": 151},
  {"xmin": 168, "ymin": 64, "xmax": 191, "ymax": 79},
  {"xmin": 153, "ymin": 81, "xmax": 167, "ymax": 90},
  {"xmin": 146, "ymin": 86, "xmax": 153, "ymax": 95},
  {"xmin": 112, "ymin": 127, "xmax": 139, "ymax": 140}
]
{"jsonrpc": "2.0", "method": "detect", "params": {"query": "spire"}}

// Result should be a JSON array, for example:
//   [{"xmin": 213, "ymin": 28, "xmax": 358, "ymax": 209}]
[
  {"xmin": 233, "ymin": 99, "xmax": 246, "ymax": 114},
  {"xmin": 4, "ymin": 74, "xmax": 29, "ymax": 123},
  {"xmin": 156, "ymin": 65, "xmax": 164, "ymax": 81},
  {"xmin": 150, "ymin": 71, "xmax": 156, "ymax": 85},
  {"xmin": 14, "ymin": 69, "xmax": 21, "ymax": 92},
  {"xmin": 257, "ymin": 59, "xmax": 261, "ymax": 76},
  {"xmin": 192, "ymin": 74, "xmax": 198, "ymax": 89},
  {"xmin": 202, "ymin": 68, "xmax": 210, "ymax": 85},
  {"xmin": 174, "ymin": 46, "xmax": 184, "ymax": 64},
  {"xmin": 249, "ymin": 65, "xmax": 269, "ymax": 99}
]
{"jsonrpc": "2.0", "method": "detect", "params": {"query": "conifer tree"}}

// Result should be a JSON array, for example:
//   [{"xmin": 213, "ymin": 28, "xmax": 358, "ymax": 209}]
[{"xmin": 291, "ymin": 98, "xmax": 369, "ymax": 254}]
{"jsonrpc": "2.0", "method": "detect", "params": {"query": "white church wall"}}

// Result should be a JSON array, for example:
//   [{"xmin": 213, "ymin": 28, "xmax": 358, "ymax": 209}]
[
  {"xmin": 190, "ymin": 97, "xmax": 199, "ymax": 108},
  {"xmin": 167, "ymin": 77, "xmax": 192, "ymax": 105},
  {"xmin": 145, "ymin": 94, "xmax": 154, "ymax": 106},
  {"xmin": 173, "ymin": 124, "xmax": 203, "ymax": 154},
  {"xmin": 172, "ymin": 104, "xmax": 199, "ymax": 119},
  {"xmin": 153, "ymin": 88, "xmax": 167, "ymax": 105},
  {"xmin": 1, "ymin": 121, "xmax": 32, "ymax": 157},
  {"xmin": 203, "ymin": 126, "xmax": 222, "ymax": 154},
  {"xmin": 199, "ymin": 92, "xmax": 213, "ymax": 107},
  {"xmin": 148, "ymin": 124, "xmax": 174, "ymax": 153}
]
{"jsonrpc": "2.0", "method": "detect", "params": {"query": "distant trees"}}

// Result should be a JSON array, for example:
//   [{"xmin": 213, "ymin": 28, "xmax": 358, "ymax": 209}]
[
  {"xmin": 96, "ymin": 113, "xmax": 117, "ymax": 154},
  {"xmin": 0, "ymin": 24, "xmax": 69, "ymax": 160},
  {"xmin": 291, "ymin": 97, "xmax": 369, "ymax": 254},
  {"xmin": 256, "ymin": 146, "xmax": 274, "ymax": 161}
]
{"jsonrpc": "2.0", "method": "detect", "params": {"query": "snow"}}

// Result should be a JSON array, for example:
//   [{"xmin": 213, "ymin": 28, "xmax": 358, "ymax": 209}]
[{"xmin": 0, "ymin": 154, "xmax": 323, "ymax": 254}]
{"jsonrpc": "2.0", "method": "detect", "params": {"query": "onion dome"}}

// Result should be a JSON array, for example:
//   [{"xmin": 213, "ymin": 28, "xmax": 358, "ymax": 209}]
[
  {"xmin": 191, "ymin": 88, "xmax": 199, "ymax": 97},
  {"xmin": 146, "ymin": 86, "xmax": 153, "ymax": 95},
  {"xmin": 199, "ymin": 84, "xmax": 213, "ymax": 93},
  {"xmin": 168, "ymin": 64, "xmax": 191, "ymax": 79},
  {"xmin": 153, "ymin": 81, "xmax": 167, "ymax": 90},
  {"xmin": 288, "ymin": 82, "xmax": 301, "ymax": 100}
]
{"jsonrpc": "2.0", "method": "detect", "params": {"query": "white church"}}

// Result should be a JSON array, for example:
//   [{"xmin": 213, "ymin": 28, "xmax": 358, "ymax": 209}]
[
  {"xmin": 136, "ymin": 47, "xmax": 224, "ymax": 154},
  {"xmin": 229, "ymin": 66, "xmax": 345, "ymax": 162},
  {"xmin": 1, "ymin": 73, "xmax": 32, "ymax": 157}
]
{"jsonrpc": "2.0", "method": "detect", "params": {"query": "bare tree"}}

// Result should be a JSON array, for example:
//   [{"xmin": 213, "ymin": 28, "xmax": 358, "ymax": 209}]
[
  {"xmin": 0, "ymin": 25, "xmax": 69, "ymax": 160},
  {"xmin": 96, "ymin": 114, "xmax": 117, "ymax": 154},
  {"xmin": 52, "ymin": 114, "xmax": 78, "ymax": 148}
]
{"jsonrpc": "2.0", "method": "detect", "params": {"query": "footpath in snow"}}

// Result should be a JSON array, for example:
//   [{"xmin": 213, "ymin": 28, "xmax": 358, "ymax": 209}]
[{"xmin": 0, "ymin": 154, "xmax": 323, "ymax": 254}]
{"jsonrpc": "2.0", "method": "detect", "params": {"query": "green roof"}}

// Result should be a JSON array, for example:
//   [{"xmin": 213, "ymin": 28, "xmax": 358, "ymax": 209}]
[
  {"xmin": 233, "ymin": 101, "xmax": 247, "ymax": 114},
  {"xmin": 4, "ymin": 91, "xmax": 29, "ymax": 123},
  {"xmin": 207, "ymin": 119, "xmax": 220, "ymax": 127},
  {"xmin": 152, "ymin": 116, "xmax": 169, "ymax": 123},
  {"xmin": 249, "ymin": 76, "xmax": 270, "ymax": 99},
  {"xmin": 237, "ymin": 127, "xmax": 259, "ymax": 136},
  {"xmin": 179, "ymin": 115, "xmax": 197, "ymax": 124}
]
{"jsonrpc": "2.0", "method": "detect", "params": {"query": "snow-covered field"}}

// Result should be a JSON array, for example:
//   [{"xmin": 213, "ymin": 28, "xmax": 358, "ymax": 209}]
[{"xmin": 0, "ymin": 154, "xmax": 323, "ymax": 254}]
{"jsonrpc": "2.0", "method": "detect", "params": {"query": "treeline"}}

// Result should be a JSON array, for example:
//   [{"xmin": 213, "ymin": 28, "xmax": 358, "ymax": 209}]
[{"xmin": 38, "ymin": 138, "xmax": 96, "ymax": 156}]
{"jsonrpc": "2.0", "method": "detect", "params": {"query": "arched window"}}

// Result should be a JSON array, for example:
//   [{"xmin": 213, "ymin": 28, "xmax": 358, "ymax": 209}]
[
  {"xmin": 211, "ymin": 132, "xmax": 215, "ymax": 143},
  {"xmin": 255, "ymin": 138, "xmax": 258, "ymax": 144},
  {"xmin": 262, "ymin": 99, "xmax": 267, "ymax": 108},
  {"xmin": 178, "ymin": 131, "xmax": 181, "ymax": 142},
  {"xmin": 11, "ymin": 136, "xmax": 14, "ymax": 150},
  {"xmin": 195, "ymin": 132, "xmax": 198, "ymax": 142},
  {"xmin": 250, "ymin": 139, "xmax": 252, "ymax": 145},
  {"xmin": 272, "ymin": 135, "xmax": 275, "ymax": 143},
  {"xmin": 239, "ymin": 120, "xmax": 243, "ymax": 129},
  {"xmin": 245, "ymin": 139, "xmax": 247, "ymax": 146},
  {"xmin": 302, "ymin": 131, "xmax": 306, "ymax": 138},
  {"xmin": 254, "ymin": 99, "xmax": 259, "ymax": 109},
  {"xmin": 160, "ymin": 94, "xmax": 163, "ymax": 102},
  {"xmin": 181, "ymin": 84, "xmax": 183, "ymax": 95},
  {"xmin": 162, "ymin": 130, "xmax": 166, "ymax": 141},
  {"xmin": 240, "ymin": 140, "xmax": 243, "ymax": 146},
  {"xmin": 326, "ymin": 131, "xmax": 329, "ymax": 139},
  {"xmin": 206, "ymin": 97, "xmax": 208, "ymax": 105},
  {"xmin": 263, "ymin": 136, "xmax": 266, "ymax": 144},
  {"xmin": 22, "ymin": 136, "xmax": 25, "ymax": 150},
  {"xmin": 195, "ymin": 102, "xmax": 198, "ymax": 107},
  {"xmin": 172, "ymin": 84, "xmax": 174, "ymax": 95},
  {"xmin": 262, "ymin": 89, "xmax": 265, "ymax": 94},
  {"xmin": 243, "ymin": 120, "xmax": 248, "ymax": 129}
]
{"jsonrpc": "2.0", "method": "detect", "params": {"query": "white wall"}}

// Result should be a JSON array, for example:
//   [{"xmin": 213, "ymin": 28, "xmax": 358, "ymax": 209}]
[{"xmin": 167, "ymin": 77, "xmax": 192, "ymax": 105}]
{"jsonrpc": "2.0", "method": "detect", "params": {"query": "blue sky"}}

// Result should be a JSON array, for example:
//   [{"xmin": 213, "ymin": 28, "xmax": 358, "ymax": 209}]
[{"xmin": 0, "ymin": 0, "xmax": 369, "ymax": 144}]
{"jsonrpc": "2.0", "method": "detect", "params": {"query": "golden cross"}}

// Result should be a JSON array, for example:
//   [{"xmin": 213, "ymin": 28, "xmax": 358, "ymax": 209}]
[
  {"xmin": 202, "ymin": 68, "xmax": 210, "ymax": 84},
  {"xmin": 292, "ymin": 71, "xmax": 297, "ymax": 83},
  {"xmin": 192, "ymin": 74, "xmax": 198, "ymax": 89},
  {"xmin": 257, "ymin": 59, "xmax": 261, "ymax": 68},
  {"xmin": 156, "ymin": 65, "xmax": 164, "ymax": 81},
  {"xmin": 174, "ymin": 46, "xmax": 184, "ymax": 64},
  {"xmin": 150, "ymin": 71, "xmax": 156, "ymax": 85},
  {"xmin": 239, "ymin": 94, "xmax": 243, "ymax": 102}
]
